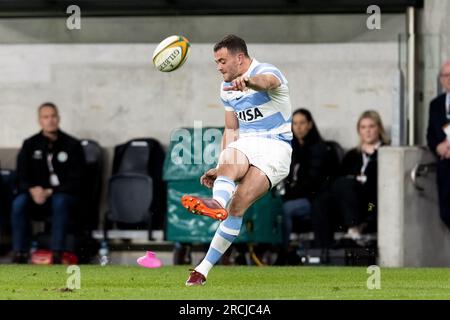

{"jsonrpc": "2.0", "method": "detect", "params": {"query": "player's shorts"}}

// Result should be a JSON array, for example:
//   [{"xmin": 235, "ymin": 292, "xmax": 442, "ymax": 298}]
[{"xmin": 226, "ymin": 136, "xmax": 292, "ymax": 189}]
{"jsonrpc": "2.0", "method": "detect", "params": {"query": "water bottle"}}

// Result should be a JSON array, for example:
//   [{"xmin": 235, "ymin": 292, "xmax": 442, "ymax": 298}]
[
  {"xmin": 99, "ymin": 241, "xmax": 109, "ymax": 266},
  {"xmin": 30, "ymin": 241, "xmax": 38, "ymax": 255}
]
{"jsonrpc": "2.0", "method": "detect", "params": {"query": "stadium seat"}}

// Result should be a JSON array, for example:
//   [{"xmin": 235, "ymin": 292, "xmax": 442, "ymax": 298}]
[
  {"xmin": 107, "ymin": 174, "xmax": 153, "ymax": 224},
  {"xmin": 0, "ymin": 169, "xmax": 16, "ymax": 254},
  {"xmin": 103, "ymin": 138, "xmax": 165, "ymax": 246},
  {"xmin": 111, "ymin": 138, "xmax": 166, "ymax": 230},
  {"xmin": 0, "ymin": 169, "xmax": 16, "ymax": 217},
  {"xmin": 79, "ymin": 139, "xmax": 103, "ymax": 232}
]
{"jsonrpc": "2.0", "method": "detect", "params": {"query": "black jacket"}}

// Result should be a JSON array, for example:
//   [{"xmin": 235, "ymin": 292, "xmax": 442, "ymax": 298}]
[
  {"xmin": 283, "ymin": 135, "xmax": 329, "ymax": 201},
  {"xmin": 16, "ymin": 130, "xmax": 85, "ymax": 195},
  {"xmin": 427, "ymin": 93, "xmax": 448, "ymax": 157},
  {"xmin": 340, "ymin": 147, "xmax": 379, "ymax": 204}
]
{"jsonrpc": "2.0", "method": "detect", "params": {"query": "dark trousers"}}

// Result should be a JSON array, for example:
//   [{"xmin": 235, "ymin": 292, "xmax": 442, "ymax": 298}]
[
  {"xmin": 311, "ymin": 190, "xmax": 337, "ymax": 249},
  {"xmin": 11, "ymin": 192, "xmax": 77, "ymax": 252},
  {"xmin": 332, "ymin": 176, "xmax": 377, "ymax": 229},
  {"xmin": 437, "ymin": 160, "xmax": 450, "ymax": 229},
  {"xmin": 281, "ymin": 198, "xmax": 311, "ymax": 247}
]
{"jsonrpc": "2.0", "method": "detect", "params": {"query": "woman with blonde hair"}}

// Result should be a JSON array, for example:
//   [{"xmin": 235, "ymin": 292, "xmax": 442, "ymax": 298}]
[{"xmin": 332, "ymin": 110, "xmax": 389, "ymax": 242}]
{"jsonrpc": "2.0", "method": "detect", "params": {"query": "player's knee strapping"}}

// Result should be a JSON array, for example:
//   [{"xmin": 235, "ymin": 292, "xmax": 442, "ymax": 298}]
[{"xmin": 213, "ymin": 175, "xmax": 236, "ymax": 208}]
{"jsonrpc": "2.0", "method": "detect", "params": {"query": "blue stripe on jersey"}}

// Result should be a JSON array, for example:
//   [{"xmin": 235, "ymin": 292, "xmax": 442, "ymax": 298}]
[
  {"xmin": 250, "ymin": 63, "xmax": 285, "ymax": 84},
  {"xmin": 251, "ymin": 63, "xmax": 275, "ymax": 76},
  {"xmin": 229, "ymin": 91, "xmax": 271, "ymax": 111},
  {"xmin": 221, "ymin": 98, "xmax": 232, "ymax": 107},
  {"xmin": 239, "ymin": 111, "xmax": 289, "ymax": 131}
]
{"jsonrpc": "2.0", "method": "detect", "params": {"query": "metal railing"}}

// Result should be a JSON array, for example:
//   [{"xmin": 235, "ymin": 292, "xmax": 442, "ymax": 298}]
[{"xmin": 410, "ymin": 161, "xmax": 437, "ymax": 191}]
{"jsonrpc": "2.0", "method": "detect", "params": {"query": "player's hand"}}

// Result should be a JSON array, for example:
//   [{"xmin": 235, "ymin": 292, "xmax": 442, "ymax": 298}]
[
  {"xmin": 223, "ymin": 76, "xmax": 250, "ymax": 92},
  {"xmin": 200, "ymin": 168, "xmax": 218, "ymax": 189},
  {"xmin": 445, "ymin": 149, "xmax": 450, "ymax": 159},
  {"xmin": 29, "ymin": 186, "xmax": 47, "ymax": 205},
  {"xmin": 436, "ymin": 140, "xmax": 450, "ymax": 159}
]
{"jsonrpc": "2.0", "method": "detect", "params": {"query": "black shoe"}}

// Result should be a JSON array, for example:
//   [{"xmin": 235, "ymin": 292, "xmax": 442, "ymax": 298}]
[
  {"xmin": 12, "ymin": 252, "xmax": 29, "ymax": 264},
  {"xmin": 52, "ymin": 251, "xmax": 63, "ymax": 264}
]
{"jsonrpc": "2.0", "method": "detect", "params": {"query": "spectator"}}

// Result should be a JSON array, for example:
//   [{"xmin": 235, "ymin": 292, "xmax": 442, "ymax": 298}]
[
  {"xmin": 276, "ymin": 108, "xmax": 329, "ymax": 265},
  {"xmin": 426, "ymin": 60, "xmax": 450, "ymax": 229},
  {"xmin": 332, "ymin": 110, "xmax": 389, "ymax": 241},
  {"xmin": 11, "ymin": 102, "xmax": 85, "ymax": 263}
]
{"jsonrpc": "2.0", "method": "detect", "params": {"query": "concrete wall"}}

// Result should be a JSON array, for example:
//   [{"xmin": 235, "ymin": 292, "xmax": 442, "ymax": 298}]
[
  {"xmin": 0, "ymin": 15, "xmax": 405, "ymax": 44},
  {"xmin": 0, "ymin": 14, "xmax": 405, "ymax": 150},
  {"xmin": 0, "ymin": 42, "xmax": 399, "ymax": 150},
  {"xmin": 378, "ymin": 146, "xmax": 450, "ymax": 267}
]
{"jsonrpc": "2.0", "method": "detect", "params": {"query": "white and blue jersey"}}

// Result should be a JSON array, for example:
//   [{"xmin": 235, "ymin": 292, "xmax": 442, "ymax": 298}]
[{"xmin": 220, "ymin": 58, "xmax": 292, "ymax": 144}]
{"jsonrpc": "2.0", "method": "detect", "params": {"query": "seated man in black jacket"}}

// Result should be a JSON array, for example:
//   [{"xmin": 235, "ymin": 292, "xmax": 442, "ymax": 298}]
[{"xmin": 11, "ymin": 102, "xmax": 85, "ymax": 263}]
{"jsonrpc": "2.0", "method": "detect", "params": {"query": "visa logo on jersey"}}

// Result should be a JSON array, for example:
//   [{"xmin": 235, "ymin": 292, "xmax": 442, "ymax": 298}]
[{"xmin": 236, "ymin": 107, "xmax": 264, "ymax": 122}]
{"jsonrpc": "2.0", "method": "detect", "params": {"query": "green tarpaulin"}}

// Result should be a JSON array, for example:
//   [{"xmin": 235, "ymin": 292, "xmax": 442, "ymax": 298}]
[{"xmin": 163, "ymin": 127, "xmax": 283, "ymax": 244}]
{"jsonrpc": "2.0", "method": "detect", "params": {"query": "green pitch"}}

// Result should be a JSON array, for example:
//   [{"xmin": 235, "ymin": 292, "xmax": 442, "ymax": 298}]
[{"xmin": 0, "ymin": 265, "xmax": 449, "ymax": 300}]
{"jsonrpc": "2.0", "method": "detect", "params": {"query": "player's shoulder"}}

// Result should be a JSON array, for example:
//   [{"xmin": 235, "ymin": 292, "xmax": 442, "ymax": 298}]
[
  {"xmin": 429, "ymin": 93, "xmax": 446, "ymax": 108},
  {"xmin": 250, "ymin": 62, "xmax": 281, "ymax": 76},
  {"xmin": 250, "ymin": 61, "xmax": 287, "ymax": 86}
]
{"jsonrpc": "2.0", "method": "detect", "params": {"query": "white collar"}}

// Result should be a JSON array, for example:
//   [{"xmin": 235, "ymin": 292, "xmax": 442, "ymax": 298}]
[{"xmin": 243, "ymin": 58, "xmax": 259, "ymax": 77}]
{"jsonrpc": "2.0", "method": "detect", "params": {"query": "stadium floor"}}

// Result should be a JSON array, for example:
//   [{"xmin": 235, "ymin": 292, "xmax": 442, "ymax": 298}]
[{"xmin": 0, "ymin": 265, "xmax": 449, "ymax": 300}]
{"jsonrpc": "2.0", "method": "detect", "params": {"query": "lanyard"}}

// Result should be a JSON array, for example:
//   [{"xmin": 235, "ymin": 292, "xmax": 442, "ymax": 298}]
[
  {"xmin": 446, "ymin": 93, "xmax": 450, "ymax": 120},
  {"xmin": 361, "ymin": 153, "xmax": 371, "ymax": 175},
  {"xmin": 360, "ymin": 142, "xmax": 381, "ymax": 175},
  {"xmin": 47, "ymin": 153, "xmax": 60, "ymax": 187},
  {"xmin": 47, "ymin": 153, "xmax": 55, "ymax": 173}
]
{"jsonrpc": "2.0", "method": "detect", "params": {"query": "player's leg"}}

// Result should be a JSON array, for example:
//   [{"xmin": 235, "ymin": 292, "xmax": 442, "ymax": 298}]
[
  {"xmin": 216, "ymin": 147, "xmax": 249, "ymax": 182},
  {"xmin": 187, "ymin": 166, "xmax": 270, "ymax": 285},
  {"xmin": 227, "ymin": 165, "xmax": 270, "ymax": 216},
  {"xmin": 181, "ymin": 147, "xmax": 249, "ymax": 220}
]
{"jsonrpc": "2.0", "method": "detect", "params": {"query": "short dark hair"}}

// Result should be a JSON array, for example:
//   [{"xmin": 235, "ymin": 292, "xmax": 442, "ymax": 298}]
[
  {"xmin": 38, "ymin": 102, "xmax": 59, "ymax": 115},
  {"xmin": 214, "ymin": 34, "xmax": 249, "ymax": 57}
]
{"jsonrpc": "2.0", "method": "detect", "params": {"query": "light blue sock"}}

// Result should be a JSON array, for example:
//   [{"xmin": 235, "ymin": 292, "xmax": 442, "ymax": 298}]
[
  {"xmin": 213, "ymin": 176, "xmax": 236, "ymax": 208},
  {"xmin": 195, "ymin": 215, "xmax": 243, "ymax": 277}
]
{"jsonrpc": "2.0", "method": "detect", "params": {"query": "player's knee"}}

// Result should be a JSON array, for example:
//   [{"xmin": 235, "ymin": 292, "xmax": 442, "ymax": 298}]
[{"xmin": 219, "ymin": 148, "xmax": 247, "ymax": 166}]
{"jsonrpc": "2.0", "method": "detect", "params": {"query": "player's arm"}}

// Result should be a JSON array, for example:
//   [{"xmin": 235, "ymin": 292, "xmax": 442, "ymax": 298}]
[
  {"xmin": 200, "ymin": 111, "xmax": 238, "ymax": 188},
  {"xmin": 222, "ymin": 110, "xmax": 239, "ymax": 151},
  {"xmin": 223, "ymin": 74, "xmax": 281, "ymax": 92},
  {"xmin": 246, "ymin": 74, "xmax": 281, "ymax": 91}
]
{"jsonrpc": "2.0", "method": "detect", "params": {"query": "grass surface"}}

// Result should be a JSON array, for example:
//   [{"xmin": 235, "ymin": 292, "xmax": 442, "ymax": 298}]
[{"xmin": 0, "ymin": 265, "xmax": 449, "ymax": 300}]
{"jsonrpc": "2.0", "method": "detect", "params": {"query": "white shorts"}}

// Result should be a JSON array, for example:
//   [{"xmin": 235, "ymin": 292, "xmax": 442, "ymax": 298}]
[{"xmin": 226, "ymin": 137, "xmax": 292, "ymax": 188}]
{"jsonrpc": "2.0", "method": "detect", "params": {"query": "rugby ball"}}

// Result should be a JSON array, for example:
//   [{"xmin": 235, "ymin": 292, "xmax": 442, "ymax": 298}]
[{"xmin": 152, "ymin": 35, "xmax": 190, "ymax": 72}]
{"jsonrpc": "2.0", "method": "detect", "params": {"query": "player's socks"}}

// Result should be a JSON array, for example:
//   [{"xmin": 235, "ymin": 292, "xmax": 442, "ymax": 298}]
[
  {"xmin": 212, "ymin": 176, "xmax": 236, "ymax": 208},
  {"xmin": 195, "ymin": 215, "xmax": 243, "ymax": 277}
]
